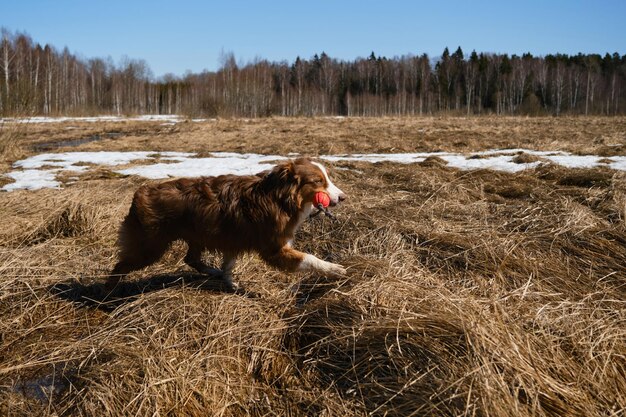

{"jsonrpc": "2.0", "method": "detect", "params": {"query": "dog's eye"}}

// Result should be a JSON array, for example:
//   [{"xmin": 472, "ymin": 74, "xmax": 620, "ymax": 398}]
[{"xmin": 314, "ymin": 178, "xmax": 323, "ymax": 185}]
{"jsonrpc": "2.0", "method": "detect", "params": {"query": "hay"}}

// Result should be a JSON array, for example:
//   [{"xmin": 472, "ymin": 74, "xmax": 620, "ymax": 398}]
[
  {"xmin": 0, "ymin": 123, "xmax": 26, "ymax": 161},
  {"xmin": 28, "ymin": 202, "xmax": 102, "ymax": 244},
  {"xmin": 419, "ymin": 155, "xmax": 449, "ymax": 167},
  {"xmin": 557, "ymin": 170, "xmax": 613, "ymax": 188},
  {"xmin": 512, "ymin": 152, "xmax": 544, "ymax": 164},
  {"xmin": 534, "ymin": 164, "xmax": 614, "ymax": 187},
  {"xmin": 1, "ymin": 117, "xmax": 625, "ymax": 416}
]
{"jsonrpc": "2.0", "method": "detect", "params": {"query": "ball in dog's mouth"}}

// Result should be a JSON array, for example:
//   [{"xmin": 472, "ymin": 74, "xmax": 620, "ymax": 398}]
[{"xmin": 314, "ymin": 192, "xmax": 331, "ymax": 208}]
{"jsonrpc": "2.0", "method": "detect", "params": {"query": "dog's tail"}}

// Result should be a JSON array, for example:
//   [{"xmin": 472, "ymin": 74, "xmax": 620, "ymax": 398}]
[{"xmin": 106, "ymin": 196, "xmax": 168, "ymax": 291}]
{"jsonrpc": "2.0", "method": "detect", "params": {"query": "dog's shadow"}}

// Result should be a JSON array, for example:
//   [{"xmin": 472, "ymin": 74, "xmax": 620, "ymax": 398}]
[{"xmin": 50, "ymin": 272, "xmax": 247, "ymax": 312}]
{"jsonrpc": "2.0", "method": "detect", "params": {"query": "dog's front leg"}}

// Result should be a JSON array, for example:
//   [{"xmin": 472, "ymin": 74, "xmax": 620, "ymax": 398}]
[
  {"xmin": 299, "ymin": 253, "xmax": 347, "ymax": 276},
  {"xmin": 262, "ymin": 246, "xmax": 346, "ymax": 276}
]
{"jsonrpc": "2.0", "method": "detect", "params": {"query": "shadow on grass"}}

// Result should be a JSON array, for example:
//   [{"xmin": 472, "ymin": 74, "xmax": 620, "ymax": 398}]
[{"xmin": 49, "ymin": 271, "xmax": 250, "ymax": 312}]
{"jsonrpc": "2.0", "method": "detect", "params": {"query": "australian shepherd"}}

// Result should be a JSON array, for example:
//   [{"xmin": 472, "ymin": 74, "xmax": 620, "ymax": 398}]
[{"xmin": 106, "ymin": 157, "xmax": 347, "ymax": 291}]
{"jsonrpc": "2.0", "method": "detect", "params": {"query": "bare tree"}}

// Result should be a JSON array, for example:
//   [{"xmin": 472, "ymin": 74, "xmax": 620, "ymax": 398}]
[{"xmin": 1, "ymin": 29, "xmax": 14, "ymax": 112}]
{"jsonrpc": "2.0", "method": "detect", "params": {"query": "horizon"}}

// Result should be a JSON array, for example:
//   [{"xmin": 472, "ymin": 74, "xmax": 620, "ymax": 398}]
[{"xmin": 3, "ymin": 0, "xmax": 626, "ymax": 78}]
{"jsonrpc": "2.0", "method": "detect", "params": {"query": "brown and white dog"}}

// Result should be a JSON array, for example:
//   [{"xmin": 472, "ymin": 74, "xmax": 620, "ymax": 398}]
[{"xmin": 106, "ymin": 157, "xmax": 347, "ymax": 291}]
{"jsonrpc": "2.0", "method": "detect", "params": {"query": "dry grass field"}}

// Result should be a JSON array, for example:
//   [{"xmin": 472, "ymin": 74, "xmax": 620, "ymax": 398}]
[{"xmin": 1, "ymin": 116, "xmax": 625, "ymax": 416}]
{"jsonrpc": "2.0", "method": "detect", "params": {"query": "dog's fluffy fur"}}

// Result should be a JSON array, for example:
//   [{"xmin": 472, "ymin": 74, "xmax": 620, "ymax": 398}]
[{"xmin": 107, "ymin": 158, "xmax": 346, "ymax": 290}]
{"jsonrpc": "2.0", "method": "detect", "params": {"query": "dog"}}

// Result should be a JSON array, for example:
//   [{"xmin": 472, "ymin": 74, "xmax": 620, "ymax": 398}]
[{"xmin": 106, "ymin": 157, "xmax": 347, "ymax": 291}]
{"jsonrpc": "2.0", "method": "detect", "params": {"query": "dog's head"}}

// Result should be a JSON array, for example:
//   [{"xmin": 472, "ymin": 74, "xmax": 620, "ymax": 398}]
[{"xmin": 264, "ymin": 158, "xmax": 346, "ymax": 210}]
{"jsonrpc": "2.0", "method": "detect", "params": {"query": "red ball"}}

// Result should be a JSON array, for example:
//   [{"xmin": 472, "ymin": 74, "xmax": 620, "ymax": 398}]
[{"xmin": 314, "ymin": 192, "xmax": 331, "ymax": 208}]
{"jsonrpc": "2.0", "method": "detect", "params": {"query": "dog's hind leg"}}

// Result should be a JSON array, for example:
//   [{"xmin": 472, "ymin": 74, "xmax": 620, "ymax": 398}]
[
  {"xmin": 184, "ymin": 241, "xmax": 213, "ymax": 274},
  {"xmin": 106, "ymin": 239, "xmax": 170, "ymax": 292},
  {"xmin": 184, "ymin": 244, "xmax": 238, "ymax": 290},
  {"xmin": 220, "ymin": 252, "xmax": 237, "ymax": 289}
]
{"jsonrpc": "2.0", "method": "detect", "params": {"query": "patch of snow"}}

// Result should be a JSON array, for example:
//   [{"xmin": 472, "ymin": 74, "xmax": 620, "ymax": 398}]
[
  {"xmin": 15, "ymin": 151, "xmax": 153, "ymax": 170},
  {"xmin": 3, "ymin": 151, "xmax": 194, "ymax": 191},
  {"xmin": 3, "ymin": 149, "xmax": 626, "ymax": 192},
  {"xmin": 158, "ymin": 152, "xmax": 196, "ymax": 162},
  {"xmin": 3, "ymin": 169, "xmax": 61, "ymax": 191},
  {"xmin": 321, "ymin": 152, "xmax": 436, "ymax": 164},
  {"xmin": 471, "ymin": 148, "xmax": 548, "ymax": 156},
  {"xmin": 320, "ymin": 149, "xmax": 623, "ymax": 173},
  {"xmin": 320, "ymin": 152, "xmax": 541, "ymax": 173},
  {"xmin": 443, "ymin": 154, "xmax": 542, "ymax": 172},
  {"xmin": 1, "ymin": 115, "xmax": 183, "ymax": 124},
  {"xmin": 116, "ymin": 152, "xmax": 286, "ymax": 179},
  {"xmin": 542, "ymin": 154, "xmax": 604, "ymax": 169},
  {"xmin": 132, "ymin": 115, "xmax": 181, "ymax": 122},
  {"xmin": 606, "ymin": 157, "xmax": 626, "ymax": 171}
]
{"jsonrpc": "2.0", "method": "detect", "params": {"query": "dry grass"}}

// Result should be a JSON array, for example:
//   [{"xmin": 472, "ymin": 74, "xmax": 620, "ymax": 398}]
[
  {"xmin": 1, "ymin": 117, "xmax": 625, "ymax": 416},
  {"xmin": 0, "ymin": 122, "xmax": 28, "ymax": 181}
]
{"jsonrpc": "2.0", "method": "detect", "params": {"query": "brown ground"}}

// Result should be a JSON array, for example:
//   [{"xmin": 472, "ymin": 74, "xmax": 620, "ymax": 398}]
[{"xmin": 1, "ymin": 116, "xmax": 625, "ymax": 416}]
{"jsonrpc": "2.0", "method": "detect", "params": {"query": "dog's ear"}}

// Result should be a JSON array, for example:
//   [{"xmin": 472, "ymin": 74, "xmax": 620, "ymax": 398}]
[
  {"xmin": 275, "ymin": 161, "xmax": 295, "ymax": 180},
  {"xmin": 266, "ymin": 160, "xmax": 299, "ymax": 186},
  {"xmin": 264, "ymin": 161, "xmax": 303, "ymax": 211}
]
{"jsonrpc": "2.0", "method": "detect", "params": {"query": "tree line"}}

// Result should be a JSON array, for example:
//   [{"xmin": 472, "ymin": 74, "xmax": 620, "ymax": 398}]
[{"xmin": 1, "ymin": 29, "xmax": 624, "ymax": 117}]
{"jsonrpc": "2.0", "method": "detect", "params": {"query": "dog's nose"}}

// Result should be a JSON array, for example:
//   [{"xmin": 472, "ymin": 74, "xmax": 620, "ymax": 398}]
[{"xmin": 338, "ymin": 193, "xmax": 347, "ymax": 202}]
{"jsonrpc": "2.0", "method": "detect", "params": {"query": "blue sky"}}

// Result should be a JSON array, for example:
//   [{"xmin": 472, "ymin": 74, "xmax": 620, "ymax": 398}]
[{"xmin": 2, "ymin": 0, "xmax": 625, "ymax": 78}]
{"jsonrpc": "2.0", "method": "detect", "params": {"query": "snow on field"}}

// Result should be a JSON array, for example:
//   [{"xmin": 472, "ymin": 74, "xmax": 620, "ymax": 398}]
[
  {"xmin": 3, "ymin": 149, "xmax": 626, "ymax": 191},
  {"xmin": 2, "ymin": 151, "xmax": 194, "ymax": 191},
  {"xmin": 0, "ymin": 115, "xmax": 215, "ymax": 124},
  {"xmin": 13, "ymin": 151, "xmax": 194, "ymax": 170},
  {"xmin": 3, "ymin": 169, "xmax": 61, "ymax": 191},
  {"xmin": 116, "ymin": 152, "xmax": 287, "ymax": 179},
  {"xmin": 320, "ymin": 150, "xmax": 626, "ymax": 173},
  {"xmin": 1, "ymin": 115, "xmax": 181, "ymax": 124}
]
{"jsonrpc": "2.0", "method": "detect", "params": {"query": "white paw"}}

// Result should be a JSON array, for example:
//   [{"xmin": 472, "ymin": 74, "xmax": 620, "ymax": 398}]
[
  {"xmin": 324, "ymin": 262, "xmax": 347, "ymax": 276},
  {"xmin": 300, "ymin": 254, "xmax": 347, "ymax": 276}
]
